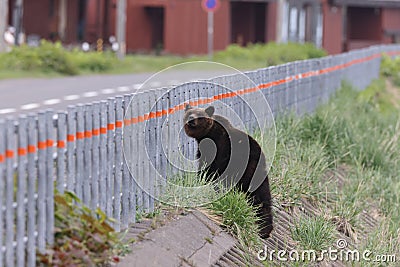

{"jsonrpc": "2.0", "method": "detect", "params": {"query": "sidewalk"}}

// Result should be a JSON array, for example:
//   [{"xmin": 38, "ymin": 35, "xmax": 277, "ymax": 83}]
[{"xmin": 116, "ymin": 210, "xmax": 238, "ymax": 267}]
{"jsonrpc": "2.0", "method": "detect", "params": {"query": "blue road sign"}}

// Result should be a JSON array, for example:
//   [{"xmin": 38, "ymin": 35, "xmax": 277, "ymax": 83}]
[{"xmin": 202, "ymin": 0, "xmax": 220, "ymax": 12}]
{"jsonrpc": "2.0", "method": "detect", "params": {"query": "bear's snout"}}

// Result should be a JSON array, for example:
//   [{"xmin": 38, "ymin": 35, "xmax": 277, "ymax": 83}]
[{"xmin": 187, "ymin": 114, "xmax": 197, "ymax": 127}]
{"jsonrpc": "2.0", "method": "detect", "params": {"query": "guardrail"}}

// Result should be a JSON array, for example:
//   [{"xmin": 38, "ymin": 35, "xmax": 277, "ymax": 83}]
[{"xmin": 1, "ymin": 44, "xmax": 400, "ymax": 267}]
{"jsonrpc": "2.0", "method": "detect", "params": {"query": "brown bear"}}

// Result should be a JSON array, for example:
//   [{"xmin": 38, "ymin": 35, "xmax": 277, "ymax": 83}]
[{"xmin": 183, "ymin": 104, "xmax": 273, "ymax": 238}]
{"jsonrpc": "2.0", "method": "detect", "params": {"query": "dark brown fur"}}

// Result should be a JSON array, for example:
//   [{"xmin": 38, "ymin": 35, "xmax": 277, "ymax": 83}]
[{"xmin": 183, "ymin": 105, "xmax": 273, "ymax": 238}]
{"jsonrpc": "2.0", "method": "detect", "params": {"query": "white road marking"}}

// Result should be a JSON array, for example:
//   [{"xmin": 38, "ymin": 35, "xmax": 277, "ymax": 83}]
[
  {"xmin": 21, "ymin": 103, "xmax": 40, "ymax": 110},
  {"xmin": 101, "ymin": 88, "xmax": 115, "ymax": 94},
  {"xmin": 43, "ymin": 98, "xmax": 61, "ymax": 105},
  {"xmin": 82, "ymin": 91, "xmax": 98, "ymax": 98},
  {"xmin": 64, "ymin": 94, "xmax": 80, "ymax": 101},
  {"xmin": 117, "ymin": 86, "xmax": 130, "ymax": 92},
  {"xmin": 132, "ymin": 83, "xmax": 144, "ymax": 89},
  {"xmin": 0, "ymin": 108, "xmax": 17, "ymax": 114}
]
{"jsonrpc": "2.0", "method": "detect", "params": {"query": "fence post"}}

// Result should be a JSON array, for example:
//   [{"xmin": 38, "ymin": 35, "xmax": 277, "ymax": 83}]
[
  {"xmin": 131, "ymin": 94, "xmax": 142, "ymax": 213},
  {"xmin": 99, "ymin": 101, "xmax": 108, "ymax": 212},
  {"xmin": 45, "ymin": 110, "xmax": 55, "ymax": 245},
  {"xmin": 66, "ymin": 106, "xmax": 77, "ymax": 192},
  {"xmin": 114, "ymin": 96, "xmax": 123, "ymax": 231},
  {"xmin": 83, "ymin": 104, "xmax": 93, "ymax": 206},
  {"xmin": 106, "ymin": 98, "xmax": 115, "ymax": 219},
  {"xmin": 122, "ymin": 94, "xmax": 132, "ymax": 227},
  {"xmin": 128, "ymin": 94, "xmax": 137, "ymax": 223},
  {"xmin": 147, "ymin": 90, "xmax": 157, "ymax": 212},
  {"xmin": 26, "ymin": 114, "xmax": 37, "ymax": 267},
  {"xmin": 92, "ymin": 102, "xmax": 100, "ymax": 210},
  {"xmin": 57, "ymin": 112, "xmax": 67, "ymax": 193},
  {"xmin": 5, "ymin": 118, "xmax": 15, "ymax": 265},
  {"xmin": 16, "ymin": 115, "xmax": 27, "ymax": 267},
  {"xmin": 76, "ymin": 105, "xmax": 85, "ymax": 200},
  {"xmin": 37, "ymin": 112, "xmax": 46, "ymax": 253},
  {"xmin": 0, "ymin": 119, "xmax": 5, "ymax": 266}
]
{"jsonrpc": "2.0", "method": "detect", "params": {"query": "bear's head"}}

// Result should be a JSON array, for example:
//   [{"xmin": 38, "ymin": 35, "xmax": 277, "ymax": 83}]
[{"xmin": 183, "ymin": 104, "xmax": 215, "ymax": 139}]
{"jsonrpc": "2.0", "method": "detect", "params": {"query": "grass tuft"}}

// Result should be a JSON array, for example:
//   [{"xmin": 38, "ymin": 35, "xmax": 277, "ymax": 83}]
[{"xmin": 291, "ymin": 215, "xmax": 336, "ymax": 251}]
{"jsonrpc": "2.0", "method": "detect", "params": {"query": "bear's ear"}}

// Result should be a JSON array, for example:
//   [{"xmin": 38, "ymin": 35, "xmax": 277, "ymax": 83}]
[
  {"xmin": 205, "ymin": 106, "xmax": 215, "ymax": 117},
  {"xmin": 185, "ymin": 104, "xmax": 192, "ymax": 111}
]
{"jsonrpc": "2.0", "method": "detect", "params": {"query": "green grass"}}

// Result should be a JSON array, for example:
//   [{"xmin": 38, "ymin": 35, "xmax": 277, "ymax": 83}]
[
  {"xmin": 160, "ymin": 171, "xmax": 221, "ymax": 208},
  {"xmin": 157, "ymin": 57, "xmax": 400, "ymax": 264},
  {"xmin": 291, "ymin": 215, "xmax": 336, "ymax": 251},
  {"xmin": 272, "ymin": 75, "xmax": 399, "ymax": 260},
  {"xmin": 208, "ymin": 189, "xmax": 262, "ymax": 250},
  {"xmin": 214, "ymin": 42, "xmax": 326, "ymax": 68},
  {"xmin": 161, "ymin": 60, "xmax": 399, "ymax": 261},
  {"xmin": 0, "ymin": 41, "xmax": 326, "ymax": 79},
  {"xmin": 160, "ymin": 170, "xmax": 262, "ymax": 259}
]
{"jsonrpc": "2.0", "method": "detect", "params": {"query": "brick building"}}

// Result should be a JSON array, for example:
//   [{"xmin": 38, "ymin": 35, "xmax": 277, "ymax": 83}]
[{"xmin": 5, "ymin": 0, "xmax": 400, "ymax": 55}]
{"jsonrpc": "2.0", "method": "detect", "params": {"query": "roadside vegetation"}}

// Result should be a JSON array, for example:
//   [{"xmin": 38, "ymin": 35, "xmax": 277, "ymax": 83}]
[
  {"xmin": 36, "ymin": 55, "xmax": 399, "ymax": 265},
  {"xmin": 161, "ymin": 55, "xmax": 400, "ymax": 265},
  {"xmin": 0, "ymin": 41, "xmax": 326, "ymax": 79},
  {"xmin": 37, "ymin": 191, "xmax": 131, "ymax": 266},
  {"xmin": 268, "ymin": 55, "xmax": 400, "ymax": 263}
]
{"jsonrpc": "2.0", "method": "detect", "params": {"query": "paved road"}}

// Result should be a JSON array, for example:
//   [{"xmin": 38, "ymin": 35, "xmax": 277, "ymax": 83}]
[{"xmin": 0, "ymin": 69, "xmax": 237, "ymax": 118}]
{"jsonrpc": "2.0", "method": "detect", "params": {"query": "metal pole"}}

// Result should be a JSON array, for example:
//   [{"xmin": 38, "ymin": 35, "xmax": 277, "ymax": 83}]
[
  {"xmin": 13, "ymin": 0, "xmax": 23, "ymax": 46},
  {"xmin": 207, "ymin": 11, "xmax": 213, "ymax": 60},
  {"xmin": 0, "ymin": 0, "xmax": 9, "ymax": 51},
  {"xmin": 276, "ymin": 0, "xmax": 283, "ymax": 43},
  {"xmin": 58, "ymin": 0, "xmax": 67, "ymax": 41},
  {"xmin": 116, "ymin": 0, "xmax": 126, "ymax": 59}
]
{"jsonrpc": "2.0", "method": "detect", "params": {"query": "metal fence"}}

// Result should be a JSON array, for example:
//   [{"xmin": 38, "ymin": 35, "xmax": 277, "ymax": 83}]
[{"xmin": 1, "ymin": 44, "xmax": 400, "ymax": 267}]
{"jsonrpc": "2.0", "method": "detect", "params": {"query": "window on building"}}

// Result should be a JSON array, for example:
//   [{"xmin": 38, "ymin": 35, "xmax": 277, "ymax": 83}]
[{"xmin": 283, "ymin": 1, "xmax": 323, "ymax": 47}]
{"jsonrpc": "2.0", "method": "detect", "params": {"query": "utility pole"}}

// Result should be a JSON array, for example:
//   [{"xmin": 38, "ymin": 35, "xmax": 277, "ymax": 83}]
[
  {"xmin": 58, "ymin": 0, "xmax": 67, "ymax": 41},
  {"xmin": 116, "ymin": 0, "xmax": 126, "ymax": 59},
  {"xmin": 0, "ymin": 0, "xmax": 8, "ymax": 52},
  {"xmin": 13, "ymin": 0, "xmax": 23, "ymax": 46},
  {"xmin": 207, "ymin": 11, "xmax": 213, "ymax": 61}
]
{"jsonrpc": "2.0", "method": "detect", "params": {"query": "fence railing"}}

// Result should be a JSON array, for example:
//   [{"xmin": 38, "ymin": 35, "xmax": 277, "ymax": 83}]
[{"xmin": 1, "ymin": 44, "xmax": 400, "ymax": 267}]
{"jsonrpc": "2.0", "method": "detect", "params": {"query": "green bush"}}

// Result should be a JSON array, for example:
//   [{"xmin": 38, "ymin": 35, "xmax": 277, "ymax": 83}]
[
  {"xmin": 69, "ymin": 49, "xmax": 117, "ymax": 72},
  {"xmin": 0, "ymin": 41, "xmax": 327, "ymax": 78},
  {"xmin": 380, "ymin": 54, "xmax": 400, "ymax": 86},
  {"xmin": 37, "ymin": 41, "xmax": 78, "ymax": 75},
  {"xmin": 37, "ymin": 191, "xmax": 129, "ymax": 266},
  {"xmin": 215, "ymin": 42, "xmax": 327, "ymax": 67},
  {"xmin": 0, "ymin": 40, "xmax": 78, "ymax": 75},
  {"xmin": 0, "ymin": 40, "xmax": 120, "ymax": 76}
]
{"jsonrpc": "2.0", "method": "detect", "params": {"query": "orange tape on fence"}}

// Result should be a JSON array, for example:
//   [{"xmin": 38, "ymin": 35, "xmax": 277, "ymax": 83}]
[
  {"xmin": 3, "ymin": 50, "xmax": 399, "ymax": 156},
  {"xmin": 107, "ymin": 124, "xmax": 115, "ymax": 131},
  {"xmin": 76, "ymin": 132, "xmax": 85, "ymax": 140},
  {"xmin": 57, "ymin": 141, "xmax": 66, "ymax": 149},
  {"xmin": 46, "ymin": 140, "xmax": 54, "ymax": 147},
  {"xmin": 67, "ymin": 134, "xmax": 75, "ymax": 142},
  {"xmin": 37, "ymin": 141, "xmax": 47, "ymax": 150},
  {"xmin": 18, "ymin": 148, "xmax": 27, "ymax": 156},
  {"xmin": 6, "ymin": 150, "xmax": 14, "ymax": 158},
  {"xmin": 84, "ymin": 131, "xmax": 92, "ymax": 138},
  {"xmin": 28, "ymin": 145, "xmax": 36, "ymax": 153},
  {"xmin": 92, "ymin": 129, "xmax": 100, "ymax": 136}
]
